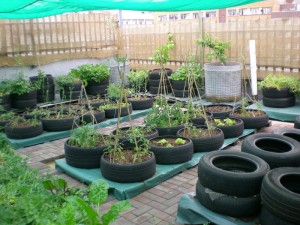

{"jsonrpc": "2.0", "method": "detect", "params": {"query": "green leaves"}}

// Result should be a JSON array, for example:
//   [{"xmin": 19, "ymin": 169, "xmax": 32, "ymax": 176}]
[
  {"xmin": 150, "ymin": 32, "xmax": 175, "ymax": 65},
  {"xmin": 101, "ymin": 201, "xmax": 131, "ymax": 225},
  {"xmin": 88, "ymin": 180, "xmax": 109, "ymax": 205}
]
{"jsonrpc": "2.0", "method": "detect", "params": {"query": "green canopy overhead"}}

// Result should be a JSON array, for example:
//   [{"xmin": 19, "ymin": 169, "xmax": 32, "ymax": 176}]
[{"xmin": 0, "ymin": 0, "xmax": 263, "ymax": 19}]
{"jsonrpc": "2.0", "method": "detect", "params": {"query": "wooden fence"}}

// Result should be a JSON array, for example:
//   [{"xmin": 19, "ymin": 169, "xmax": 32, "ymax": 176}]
[{"xmin": 0, "ymin": 13, "xmax": 299, "ymax": 78}]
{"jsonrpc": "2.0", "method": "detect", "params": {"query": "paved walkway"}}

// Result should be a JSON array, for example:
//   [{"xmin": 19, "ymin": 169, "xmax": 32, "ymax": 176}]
[{"xmin": 16, "ymin": 119, "xmax": 293, "ymax": 225}]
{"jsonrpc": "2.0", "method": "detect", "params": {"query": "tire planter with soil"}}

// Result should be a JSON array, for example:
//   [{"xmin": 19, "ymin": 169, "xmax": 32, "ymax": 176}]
[
  {"xmin": 149, "ymin": 68, "xmax": 172, "ymax": 80},
  {"xmin": 149, "ymin": 85, "xmax": 170, "ymax": 95},
  {"xmin": 241, "ymin": 133, "xmax": 300, "ymax": 169},
  {"xmin": 206, "ymin": 104, "xmax": 234, "ymax": 118},
  {"xmin": 294, "ymin": 116, "xmax": 300, "ymax": 129},
  {"xmin": 128, "ymin": 96, "xmax": 154, "ymax": 110},
  {"xmin": 64, "ymin": 140, "xmax": 108, "ymax": 168},
  {"xmin": 272, "ymin": 128, "xmax": 300, "ymax": 142},
  {"xmin": 11, "ymin": 90, "xmax": 37, "ymax": 110},
  {"xmin": 177, "ymin": 127, "xmax": 224, "ymax": 152},
  {"xmin": 41, "ymin": 116, "xmax": 80, "ymax": 132},
  {"xmin": 230, "ymin": 109, "xmax": 269, "ymax": 129},
  {"xmin": 100, "ymin": 151, "xmax": 156, "ymax": 183},
  {"xmin": 155, "ymin": 124, "xmax": 185, "ymax": 136},
  {"xmin": 262, "ymin": 87, "xmax": 294, "ymax": 98},
  {"xmin": 148, "ymin": 136, "xmax": 193, "ymax": 164},
  {"xmin": 104, "ymin": 103, "xmax": 132, "ymax": 119},
  {"xmin": 5, "ymin": 123, "xmax": 43, "ymax": 139},
  {"xmin": 198, "ymin": 150, "xmax": 270, "ymax": 197},
  {"xmin": 170, "ymin": 80, "xmax": 188, "ymax": 90},
  {"xmin": 195, "ymin": 181, "xmax": 261, "ymax": 218},
  {"xmin": 148, "ymin": 79, "xmax": 170, "ymax": 87},
  {"xmin": 59, "ymin": 82, "xmax": 82, "ymax": 100},
  {"xmin": 190, "ymin": 112, "xmax": 212, "ymax": 126},
  {"xmin": 263, "ymin": 96, "xmax": 295, "ymax": 108},
  {"xmin": 212, "ymin": 117, "xmax": 244, "ymax": 139},
  {"xmin": 81, "ymin": 110, "xmax": 105, "ymax": 124},
  {"xmin": 30, "ymin": 74, "xmax": 54, "ymax": 85},
  {"xmin": 172, "ymin": 89, "xmax": 190, "ymax": 98},
  {"xmin": 86, "ymin": 84, "xmax": 109, "ymax": 96},
  {"xmin": 260, "ymin": 167, "xmax": 300, "ymax": 224},
  {"xmin": 0, "ymin": 94, "xmax": 11, "ymax": 111}
]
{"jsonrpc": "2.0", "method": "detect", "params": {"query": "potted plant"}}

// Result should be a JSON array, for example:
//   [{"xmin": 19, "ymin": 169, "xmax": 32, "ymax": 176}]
[
  {"xmin": 148, "ymin": 136, "xmax": 193, "ymax": 164},
  {"xmin": 56, "ymin": 73, "xmax": 82, "ymax": 100},
  {"xmin": 0, "ymin": 112, "xmax": 16, "ymax": 132},
  {"xmin": 106, "ymin": 83, "xmax": 132, "ymax": 102},
  {"xmin": 64, "ymin": 126, "xmax": 108, "ymax": 168},
  {"xmin": 71, "ymin": 64, "xmax": 111, "ymax": 96},
  {"xmin": 177, "ymin": 125, "xmax": 224, "ymax": 152},
  {"xmin": 206, "ymin": 104, "xmax": 234, "ymax": 118},
  {"xmin": 258, "ymin": 74, "xmax": 300, "ymax": 108},
  {"xmin": 30, "ymin": 70, "xmax": 55, "ymax": 103},
  {"xmin": 197, "ymin": 33, "xmax": 242, "ymax": 102},
  {"xmin": 7, "ymin": 75, "xmax": 38, "ymax": 109},
  {"xmin": 79, "ymin": 107, "xmax": 105, "ymax": 125},
  {"xmin": 5, "ymin": 117, "xmax": 43, "ymax": 139},
  {"xmin": 99, "ymin": 102, "xmax": 132, "ymax": 119},
  {"xmin": 210, "ymin": 117, "xmax": 244, "ymax": 138},
  {"xmin": 80, "ymin": 95, "xmax": 107, "ymax": 108},
  {"xmin": 23, "ymin": 107, "xmax": 50, "ymax": 119}
]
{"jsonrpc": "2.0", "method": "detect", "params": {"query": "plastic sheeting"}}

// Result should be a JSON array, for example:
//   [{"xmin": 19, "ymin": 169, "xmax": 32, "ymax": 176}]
[
  {"xmin": 55, "ymin": 128, "xmax": 255, "ymax": 200},
  {"xmin": 176, "ymin": 193, "xmax": 259, "ymax": 225},
  {"xmin": 248, "ymin": 100, "xmax": 300, "ymax": 122},
  {"xmin": 0, "ymin": 0, "xmax": 262, "ymax": 19}
]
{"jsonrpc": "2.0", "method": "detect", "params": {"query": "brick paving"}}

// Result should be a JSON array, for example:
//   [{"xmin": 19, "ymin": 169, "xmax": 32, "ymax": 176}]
[{"xmin": 16, "ymin": 119, "xmax": 294, "ymax": 225}]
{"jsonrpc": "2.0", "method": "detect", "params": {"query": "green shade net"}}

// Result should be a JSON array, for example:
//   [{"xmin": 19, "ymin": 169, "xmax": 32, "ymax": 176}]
[{"xmin": 0, "ymin": 0, "xmax": 262, "ymax": 19}]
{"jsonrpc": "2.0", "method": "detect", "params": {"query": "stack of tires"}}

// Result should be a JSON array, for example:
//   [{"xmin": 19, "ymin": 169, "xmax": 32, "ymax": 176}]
[
  {"xmin": 30, "ymin": 74, "xmax": 55, "ymax": 103},
  {"xmin": 260, "ymin": 167, "xmax": 300, "ymax": 225},
  {"xmin": 85, "ymin": 77, "xmax": 109, "ymax": 96},
  {"xmin": 196, "ymin": 151, "xmax": 270, "ymax": 218},
  {"xmin": 170, "ymin": 79, "xmax": 190, "ymax": 98},
  {"xmin": 11, "ymin": 90, "xmax": 37, "ymax": 110},
  {"xmin": 59, "ymin": 82, "xmax": 83, "ymax": 100},
  {"xmin": 0, "ymin": 94, "xmax": 11, "ymax": 111},
  {"xmin": 148, "ymin": 69, "xmax": 172, "ymax": 95},
  {"xmin": 262, "ymin": 87, "xmax": 295, "ymax": 108}
]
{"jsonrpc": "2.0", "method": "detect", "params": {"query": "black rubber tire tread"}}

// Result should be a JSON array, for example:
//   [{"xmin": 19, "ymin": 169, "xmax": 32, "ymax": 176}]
[
  {"xmin": 5, "ymin": 123, "xmax": 43, "ymax": 139},
  {"xmin": 60, "ymin": 82, "xmax": 82, "ymax": 91},
  {"xmin": 0, "ymin": 120, "xmax": 9, "ymax": 132},
  {"xmin": 214, "ymin": 117, "xmax": 244, "ymax": 139},
  {"xmin": 11, "ymin": 90, "xmax": 37, "ymax": 100},
  {"xmin": 0, "ymin": 103, "xmax": 11, "ymax": 111},
  {"xmin": 177, "ymin": 127, "xmax": 224, "ymax": 152},
  {"xmin": 30, "ymin": 74, "xmax": 54, "ymax": 85},
  {"xmin": 37, "ymin": 93, "xmax": 55, "ymax": 103},
  {"xmin": 149, "ymin": 86, "xmax": 169, "ymax": 95},
  {"xmin": 195, "ymin": 181, "xmax": 261, "ymax": 218},
  {"xmin": 148, "ymin": 135, "xmax": 193, "ymax": 164},
  {"xmin": 64, "ymin": 140, "xmax": 107, "ymax": 168},
  {"xmin": 294, "ymin": 116, "xmax": 300, "ymax": 129},
  {"xmin": 198, "ymin": 150, "xmax": 270, "ymax": 197},
  {"xmin": 155, "ymin": 124, "xmax": 185, "ymax": 136},
  {"xmin": 81, "ymin": 111, "xmax": 105, "ymax": 124},
  {"xmin": 148, "ymin": 79, "xmax": 161, "ymax": 86},
  {"xmin": 190, "ymin": 113, "xmax": 213, "ymax": 126},
  {"xmin": 100, "ymin": 152, "xmax": 156, "ymax": 183},
  {"xmin": 263, "ymin": 96, "xmax": 296, "ymax": 108},
  {"xmin": 41, "ymin": 116, "xmax": 80, "ymax": 132},
  {"xmin": 262, "ymin": 87, "xmax": 294, "ymax": 99},
  {"xmin": 0, "ymin": 95, "xmax": 10, "ymax": 104},
  {"xmin": 230, "ymin": 110, "xmax": 269, "ymax": 129},
  {"xmin": 170, "ymin": 80, "xmax": 188, "ymax": 90},
  {"xmin": 87, "ymin": 77, "xmax": 110, "ymax": 86},
  {"xmin": 272, "ymin": 127, "xmax": 300, "ymax": 142},
  {"xmin": 241, "ymin": 133, "xmax": 300, "ymax": 169},
  {"xmin": 86, "ymin": 84, "xmax": 109, "ymax": 96},
  {"xmin": 87, "ymin": 100, "xmax": 108, "ymax": 109},
  {"xmin": 149, "ymin": 69, "xmax": 172, "ymax": 80},
  {"xmin": 260, "ymin": 167, "xmax": 300, "ymax": 224},
  {"xmin": 173, "ymin": 89, "xmax": 190, "ymax": 98},
  {"xmin": 12, "ymin": 99, "xmax": 37, "ymax": 110},
  {"xmin": 104, "ymin": 104, "xmax": 132, "ymax": 119},
  {"xmin": 260, "ymin": 206, "xmax": 296, "ymax": 225},
  {"xmin": 60, "ymin": 90, "xmax": 81, "ymax": 100},
  {"xmin": 128, "ymin": 97, "xmax": 154, "ymax": 110},
  {"xmin": 37, "ymin": 84, "xmax": 55, "ymax": 95},
  {"xmin": 206, "ymin": 104, "xmax": 234, "ymax": 118}
]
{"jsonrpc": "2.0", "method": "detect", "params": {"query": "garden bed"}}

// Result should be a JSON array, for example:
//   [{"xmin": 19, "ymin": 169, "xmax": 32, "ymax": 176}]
[{"xmin": 55, "ymin": 128, "xmax": 255, "ymax": 200}]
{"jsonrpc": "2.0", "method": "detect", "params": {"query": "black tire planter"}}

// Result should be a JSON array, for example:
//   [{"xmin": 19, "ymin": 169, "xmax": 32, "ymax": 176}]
[
  {"xmin": 190, "ymin": 113, "xmax": 213, "ymax": 126},
  {"xmin": 37, "ymin": 84, "xmax": 55, "ymax": 95},
  {"xmin": 0, "ymin": 94, "xmax": 10, "ymax": 104},
  {"xmin": 128, "ymin": 96, "xmax": 153, "ymax": 110},
  {"xmin": 260, "ymin": 206, "xmax": 295, "ymax": 225},
  {"xmin": 177, "ymin": 127, "xmax": 224, "ymax": 152},
  {"xmin": 213, "ymin": 117, "xmax": 244, "ymax": 139},
  {"xmin": 0, "ymin": 120, "xmax": 10, "ymax": 132},
  {"xmin": 60, "ymin": 82, "xmax": 82, "ymax": 92},
  {"xmin": 60, "ymin": 90, "xmax": 81, "ymax": 100},
  {"xmin": 64, "ymin": 140, "xmax": 108, "ymax": 168},
  {"xmin": 195, "ymin": 181, "xmax": 261, "ymax": 218},
  {"xmin": 86, "ymin": 84, "xmax": 109, "ymax": 96},
  {"xmin": 37, "ymin": 93, "xmax": 55, "ymax": 103},
  {"xmin": 41, "ymin": 116, "xmax": 80, "ymax": 132},
  {"xmin": 86, "ymin": 100, "xmax": 108, "ymax": 109},
  {"xmin": 148, "ymin": 136, "xmax": 193, "ymax": 164},
  {"xmin": 272, "ymin": 128, "xmax": 300, "ymax": 142},
  {"xmin": 30, "ymin": 74, "xmax": 54, "ymax": 85},
  {"xmin": 149, "ymin": 79, "xmax": 162, "ymax": 87},
  {"xmin": 11, "ymin": 90, "xmax": 37, "ymax": 101},
  {"xmin": 149, "ymin": 68, "xmax": 172, "ymax": 80},
  {"xmin": 206, "ymin": 104, "xmax": 234, "ymax": 118},
  {"xmin": 263, "ymin": 96, "xmax": 296, "ymax": 108},
  {"xmin": 170, "ymin": 80, "xmax": 188, "ymax": 90},
  {"xmin": 149, "ymin": 85, "xmax": 169, "ymax": 95},
  {"xmin": 262, "ymin": 87, "xmax": 294, "ymax": 98},
  {"xmin": 155, "ymin": 124, "xmax": 185, "ymax": 136},
  {"xmin": 241, "ymin": 133, "xmax": 300, "ymax": 169},
  {"xmin": 229, "ymin": 110, "xmax": 269, "ymax": 129},
  {"xmin": 260, "ymin": 167, "xmax": 300, "ymax": 224},
  {"xmin": 87, "ymin": 77, "xmax": 110, "ymax": 86},
  {"xmin": 100, "ymin": 152, "xmax": 156, "ymax": 183},
  {"xmin": 172, "ymin": 89, "xmax": 190, "ymax": 98},
  {"xmin": 294, "ymin": 116, "xmax": 300, "ymax": 129},
  {"xmin": 0, "ymin": 103, "xmax": 11, "ymax": 111},
  {"xmin": 5, "ymin": 123, "xmax": 43, "ymax": 139},
  {"xmin": 81, "ymin": 111, "xmax": 105, "ymax": 124},
  {"xmin": 104, "ymin": 104, "xmax": 132, "ymax": 119},
  {"xmin": 198, "ymin": 150, "xmax": 270, "ymax": 197},
  {"xmin": 12, "ymin": 99, "xmax": 37, "ymax": 110}
]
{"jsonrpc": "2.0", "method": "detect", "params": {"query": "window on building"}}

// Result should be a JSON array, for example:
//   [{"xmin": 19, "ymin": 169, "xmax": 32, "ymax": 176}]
[
  {"xmin": 228, "ymin": 9, "xmax": 237, "ymax": 16},
  {"xmin": 180, "ymin": 13, "xmax": 188, "ymax": 20},
  {"xmin": 205, "ymin": 11, "xmax": 216, "ymax": 18},
  {"xmin": 193, "ymin": 13, "xmax": 199, "ymax": 19},
  {"xmin": 169, "ymin": 14, "xmax": 178, "ymax": 20},
  {"xmin": 262, "ymin": 7, "xmax": 271, "ymax": 14},
  {"xmin": 239, "ymin": 8, "xmax": 251, "ymax": 16},
  {"xmin": 158, "ymin": 15, "xmax": 167, "ymax": 21}
]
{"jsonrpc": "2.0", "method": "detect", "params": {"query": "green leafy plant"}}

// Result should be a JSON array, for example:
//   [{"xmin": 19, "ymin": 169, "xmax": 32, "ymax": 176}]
[
  {"xmin": 56, "ymin": 73, "xmax": 81, "ymax": 88},
  {"xmin": 197, "ymin": 33, "xmax": 231, "ymax": 64},
  {"xmin": 68, "ymin": 126, "xmax": 104, "ymax": 148},
  {"xmin": 170, "ymin": 64, "xmax": 202, "ymax": 82},
  {"xmin": 6, "ymin": 76, "xmax": 34, "ymax": 95},
  {"xmin": 127, "ymin": 69, "xmax": 149, "ymax": 94},
  {"xmin": 214, "ymin": 118, "xmax": 236, "ymax": 126},
  {"xmin": 71, "ymin": 64, "xmax": 111, "ymax": 86},
  {"xmin": 156, "ymin": 137, "xmax": 186, "ymax": 147},
  {"xmin": 258, "ymin": 74, "xmax": 300, "ymax": 94},
  {"xmin": 106, "ymin": 83, "xmax": 132, "ymax": 100},
  {"xmin": 175, "ymin": 138, "xmax": 186, "ymax": 145},
  {"xmin": 150, "ymin": 32, "xmax": 175, "ymax": 65},
  {"xmin": 0, "ymin": 80, "xmax": 11, "ymax": 96},
  {"xmin": 0, "ymin": 112, "xmax": 16, "ymax": 121},
  {"xmin": 7, "ymin": 117, "xmax": 41, "ymax": 128}
]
